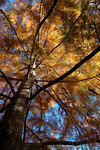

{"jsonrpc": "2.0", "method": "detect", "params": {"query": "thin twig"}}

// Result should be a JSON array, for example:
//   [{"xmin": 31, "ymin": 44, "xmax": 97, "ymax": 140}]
[{"xmin": 26, "ymin": 126, "xmax": 42, "ymax": 143}]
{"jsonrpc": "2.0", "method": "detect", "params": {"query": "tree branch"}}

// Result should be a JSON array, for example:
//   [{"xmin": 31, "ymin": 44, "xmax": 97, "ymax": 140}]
[
  {"xmin": 0, "ymin": 103, "xmax": 10, "ymax": 113},
  {"xmin": 26, "ymin": 126, "xmax": 42, "ymax": 143},
  {"xmin": 29, "ymin": 46, "xmax": 100, "ymax": 101},
  {"xmin": 30, "ymin": 0, "xmax": 58, "ymax": 62},
  {"xmin": 95, "ymin": 0, "xmax": 100, "ymax": 11},
  {"xmin": 93, "ymin": 22, "xmax": 100, "ymax": 42},
  {"xmin": 0, "ymin": 93, "xmax": 11, "ymax": 99},
  {"xmin": 44, "ymin": 89, "xmax": 69, "ymax": 116},
  {"xmin": 35, "ymin": 73, "xmax": 100, "ymax": 83},
  {"xmin": 0, "ymin": 68, "xmax": 15, "ymax": 95},
  {"xmin": 0, "ymin": 75, "xmax": 23, "ymax": 81},
  {"xmin": 0, "ymin": 73, "xmax": 99, "ymax": 84},
  {"xmin": 24, "ymin": 137, "xmax": 100, "ymax": 150}
]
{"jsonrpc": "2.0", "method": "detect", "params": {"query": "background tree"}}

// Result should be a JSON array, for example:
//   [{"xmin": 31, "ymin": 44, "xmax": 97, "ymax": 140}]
[{"xmin": 0, "ymin": 0, "xmax": 100, "ymax": 149}]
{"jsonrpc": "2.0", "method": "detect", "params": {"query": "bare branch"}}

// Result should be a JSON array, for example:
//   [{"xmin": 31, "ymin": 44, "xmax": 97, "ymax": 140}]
[
  {"xmin": 0, "ymin": 75, "xmax": 23, "ymax": 82},
  {"xmin": 0, "ymin": 68, "xmax": 15, "ymax": 95},
  {"xmin": 43, "ymin": 138, "xmax": 100, "ymax": 146},
  {"xmin": 26, "ymin": 126, "xmax": 42, "ymax": 143},
  {"xmin": 36, "ymin": 74, "xmax": 100, "ymax": 83},
  {"xmin": 0, "ymin": 93, "xmax": 11, "ymax": 99},
  {"xmin": 24, "ymin": 137, "xmax": 100, "ymax": 150},
  {"xmin": 0, "ymin": 73, "xmax": 99, "ymax": 84}
]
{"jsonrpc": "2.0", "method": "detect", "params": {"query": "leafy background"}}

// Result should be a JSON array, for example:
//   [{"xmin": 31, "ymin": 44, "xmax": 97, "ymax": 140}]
[{"xmin": 0, "ymin": 0, "xmax": 100, "ymax": 149}]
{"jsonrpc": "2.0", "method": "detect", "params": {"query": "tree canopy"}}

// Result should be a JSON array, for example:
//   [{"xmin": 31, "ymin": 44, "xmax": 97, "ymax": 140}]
[{"xmin": 0, "ymin": 0, "xmax": 100, "ymax": 149}]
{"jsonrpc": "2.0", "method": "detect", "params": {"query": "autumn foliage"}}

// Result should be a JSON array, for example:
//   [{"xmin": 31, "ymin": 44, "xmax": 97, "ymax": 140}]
[{"xmin": 0, "ymin": 0, "xmax": 100, "ymax": 150}]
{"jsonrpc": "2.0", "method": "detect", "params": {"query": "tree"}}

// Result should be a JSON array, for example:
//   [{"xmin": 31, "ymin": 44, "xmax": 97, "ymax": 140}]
[{"xmin": 0, "ymin": 0, "xmax": 100, "ymax": 149}]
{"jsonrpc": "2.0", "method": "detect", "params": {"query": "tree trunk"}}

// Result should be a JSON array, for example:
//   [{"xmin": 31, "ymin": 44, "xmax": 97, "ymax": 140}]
[
  {"xmin": 0, "ymin": 65, "xmax": 36, "ymax": 150},
  {"xmin": 0, "ymin": 96, "xmax": 28, "ymax": 150}
]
